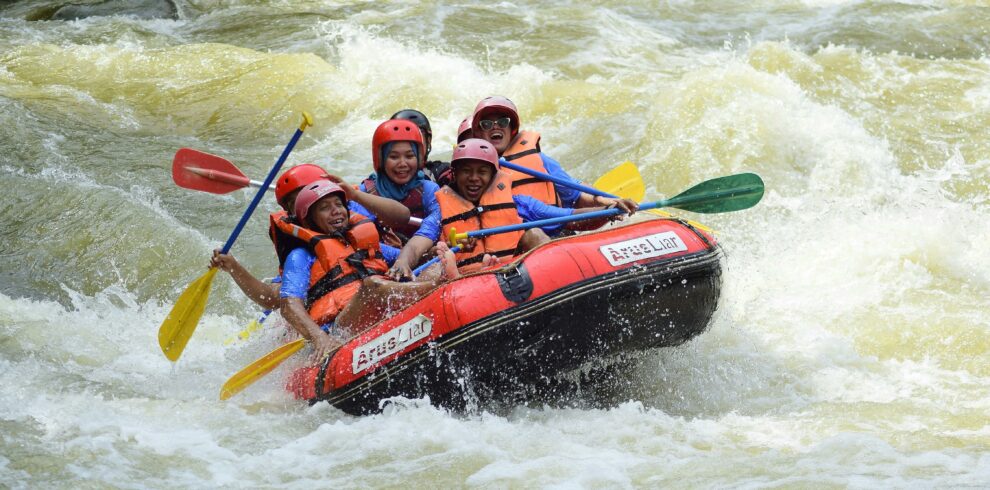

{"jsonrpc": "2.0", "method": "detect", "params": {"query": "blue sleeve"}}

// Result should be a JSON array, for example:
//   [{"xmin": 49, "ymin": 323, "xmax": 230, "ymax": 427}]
[
  {"xmin": 380, "ymin": 243, "xmax": 400, "ymax": 266},
  {"xmin": 348, "ymin": 199, "xmax": 376, "ymax": 223},
  {"xmin": 541, "ymin": 153, "xmax": 581, "ymax": 208},
  {"xmin": 279, "ymin": 248, "xmax": 316, "ymax": 299},
  {"xmin": 515, "ymin": 194, "xmax": 574, "ymax": 222},
  {"xmin": 413, "ymin": 181, "xmax": 442, "ymax": 241},
  {"xmin": 514, "ymin": 194, "xmax": 574, "ymax": 236}
]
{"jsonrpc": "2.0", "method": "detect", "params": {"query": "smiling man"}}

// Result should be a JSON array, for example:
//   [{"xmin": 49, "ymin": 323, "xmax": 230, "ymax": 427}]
[
  {"xmin": 470, "ymin": 96, "xmax": 637, "ymax": 235},
  {"xmin": 387, "ymin": 139, "xmax": 626, "ymax": 279}
]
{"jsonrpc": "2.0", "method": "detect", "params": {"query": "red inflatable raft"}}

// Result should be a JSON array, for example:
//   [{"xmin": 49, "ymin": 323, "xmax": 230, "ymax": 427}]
[{"xmin": 287, "ymin": 216, "xmax": 722, "ymax": 414}]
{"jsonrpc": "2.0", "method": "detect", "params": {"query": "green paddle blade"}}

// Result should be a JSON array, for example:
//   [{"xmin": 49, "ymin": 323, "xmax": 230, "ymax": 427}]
[
  {"xmin": 663, "ymin": 173, "xmax": 765, "ymax": 214},
  {"xmin": 593, "ymin": 161, "xmax": 645, "ymax": 202},
  {"xmin": 220, "ymin": 338, "xmax": 307, "ymax": 400},
  {"xmin": 158, "ymin": 268, "xmax": 218, "ymax": 362}
]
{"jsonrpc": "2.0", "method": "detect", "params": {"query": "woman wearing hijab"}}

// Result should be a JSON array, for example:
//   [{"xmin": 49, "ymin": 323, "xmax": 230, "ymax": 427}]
[{"xmin": 353, "ymin": 119, "xmax": 442, "ymax": 250}]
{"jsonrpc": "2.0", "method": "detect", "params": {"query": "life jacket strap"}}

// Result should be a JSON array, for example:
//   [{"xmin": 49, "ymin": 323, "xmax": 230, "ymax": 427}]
[
  {"xmin": 440, "ymin": 202, "xmax": 517, "ymax": 226},
  {"xmin": 308, "ymin": 233, "xmax": 343, "ymax": 249},
  {"xmin": 503, "ymin": 148, "xmax": 540, "ymax": 161},
  {"xmin": 304, "ymin": 249, "xmax": 380, "ymax": 308},
  {"xmin": 511, "ymin": 177, "xmax": 546, "ymax": 188}
]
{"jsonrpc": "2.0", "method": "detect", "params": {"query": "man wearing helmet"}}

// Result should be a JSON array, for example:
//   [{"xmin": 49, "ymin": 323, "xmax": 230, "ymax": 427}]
[
  {"xmin": 278, "ymin": 179, "xmax": 448, "ymax": 360},
  {"xmin": 470, "ymin": 96, "xmax": 636, "ymax": 235},
  {"xmin": 390, "ymin": 109, "xmax": 453, "ymax": 187},
  {"xmin": 386, "ymin": 138, "xmax": 630, "ymax": 280}
]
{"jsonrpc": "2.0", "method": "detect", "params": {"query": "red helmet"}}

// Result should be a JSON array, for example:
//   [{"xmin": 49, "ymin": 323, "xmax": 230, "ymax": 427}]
[
  {"xmin": 456, "ymin": 117, "xmax": 472, "ymax": 143},
  {"xmin": 293, "ymin": 179, "xmax": 347, "ymax": 224},
  {"xmin": 371, "ymin": 119, "xmax": 425, "ymax": 173},
  {"xmin": 451, "ymin": 138, "xmax": 499, "ymax": 171},
  {"xmin": 390, "ymin": 109, "xmax": 432, "ymax": 155},
  {"xmin": 471, "ymin": 96, "xmax": 520, "ymax": 136},
  {"xmin": 275, "ymin": 164, "xmax": 328, "ymax": 208}
]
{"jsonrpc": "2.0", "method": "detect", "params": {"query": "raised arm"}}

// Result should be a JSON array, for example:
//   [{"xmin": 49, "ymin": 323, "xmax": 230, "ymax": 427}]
[{"xmin": 325, "ymin": 174, "xmax": 411, "ymax": 228}]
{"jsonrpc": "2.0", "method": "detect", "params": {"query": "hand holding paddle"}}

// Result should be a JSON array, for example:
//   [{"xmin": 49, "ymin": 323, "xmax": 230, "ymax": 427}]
[
  {"xmin": 449, "ymin": 173, "xmax": 764, "ymax": 244},
  {"xmin": 158, "ymin": 112, "xmax": 313, "ymax": 362}
]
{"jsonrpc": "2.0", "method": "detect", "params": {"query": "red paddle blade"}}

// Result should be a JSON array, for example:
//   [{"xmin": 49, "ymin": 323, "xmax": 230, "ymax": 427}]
[{"xmin": 172, "ymin": 148, "xmax": 251, "ymax": 194}]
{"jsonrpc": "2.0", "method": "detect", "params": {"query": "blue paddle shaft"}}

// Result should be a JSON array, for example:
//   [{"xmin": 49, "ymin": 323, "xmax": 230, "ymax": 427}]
[
  {"xmin": 411, "ymin": 246, "xmax": 462, "ymax": 277},
  {"xmin": 461, "ymin": 182, "xmax": 761, "ymax": 240},
  {"xmin": 498, "ymin": 160, "xmax": 618, "ymax": 199},
  {"xmin": 461, "ymin": 204, "xmax": 646, "ymax": 240},
  {"xmin": 220, "ymin": 126, "xmax": 306, "ymax": 254}
]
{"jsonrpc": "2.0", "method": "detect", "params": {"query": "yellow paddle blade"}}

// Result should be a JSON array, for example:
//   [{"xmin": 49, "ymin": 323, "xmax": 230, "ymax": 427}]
[
  {"xmin": 594, "ymin": 161, "xmax": 645, "ymax": 202},
  {"xmin": 223, "ymin": 312, "xmax": 270, "ymax": 346},
  {"xmin": 220, "ymin": 338, "xmax": 307, "ymax": 400},
  {"xmin": 222, "ymin": 319, "xmax": 261, "ymax": 346},
  {"xmin": 158, "ymin": 268, "xmax": 218, "ymax": 362},
  {"xmin": 594, "ymin": 162, "xmax": 717, "ymax": 234}
]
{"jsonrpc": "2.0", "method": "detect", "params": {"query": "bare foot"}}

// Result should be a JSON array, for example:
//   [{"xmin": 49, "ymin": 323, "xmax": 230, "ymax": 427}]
[
  {"xmin": 481, "ymin": 254, "xmax": 498, "ymax": 268},
  {"xmin": 436, "ymin": 241, "xmax": 460, "ymax": 279}
]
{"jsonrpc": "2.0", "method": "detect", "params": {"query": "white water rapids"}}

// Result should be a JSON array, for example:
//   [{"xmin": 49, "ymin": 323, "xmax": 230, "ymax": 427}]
[{"xmin": 1, "ymin": 0, "xmax": 988, "ymax": 487}]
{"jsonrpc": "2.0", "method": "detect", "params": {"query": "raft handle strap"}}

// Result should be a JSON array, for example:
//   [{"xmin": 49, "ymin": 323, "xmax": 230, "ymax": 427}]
[{"xmin": 314, "ymin": 353, "xmax": 333, "ymax": 401}]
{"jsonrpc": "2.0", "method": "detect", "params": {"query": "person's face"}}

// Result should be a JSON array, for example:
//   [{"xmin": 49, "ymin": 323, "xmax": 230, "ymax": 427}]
[
  {"xmin": 308, "ymin": 195, "xmax": 348, "ymax": 234},
  {"xmin": 453, "ymin": 160, "xmax": 495, "ymax": 203},
  {"xmin": 384, "ymin": 141, "xmax": 418, "ymax": 185},
  {"xmin": 475, "ymin": 111, "xmax": 514, "ymax": 155}
]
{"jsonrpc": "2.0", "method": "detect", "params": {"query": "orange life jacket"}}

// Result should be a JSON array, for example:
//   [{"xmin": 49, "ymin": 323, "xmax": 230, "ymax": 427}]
[
  {"xmin": 436, "ymin": 171, "xmax": 523, "ymax": 273},
  {"xmin": 272, "ymin": 213, "xmax": 388, "ymax": 325},
  {"xmin": 502, "ymin": 130, "xmax": 559, "ymax": 206},
  {"xmin": 361, "ymin": 177, "xmax": 424, "ymax": 247}
]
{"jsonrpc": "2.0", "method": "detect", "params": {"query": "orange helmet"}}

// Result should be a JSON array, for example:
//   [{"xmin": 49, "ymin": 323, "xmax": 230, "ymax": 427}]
[
  {"xmin": 471, "ymin": 96, "xmax": 520, "ymax": 136},
  {"xmin": 371, "ymin": 119, "xmax": 425, "ymax": 172},
  {"xmin": 275, "ymin": 163, "xmax": 328, "ymax": 208}
]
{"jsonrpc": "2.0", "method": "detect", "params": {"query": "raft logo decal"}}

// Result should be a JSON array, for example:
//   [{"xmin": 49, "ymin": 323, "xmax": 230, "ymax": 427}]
[
  {"xmin": 600, "ymin": 231, "xmax": 687, "ymax": 266},
  {"xmin": 352, "ymin": 314, "xmax": 432, "ymax": 374}
]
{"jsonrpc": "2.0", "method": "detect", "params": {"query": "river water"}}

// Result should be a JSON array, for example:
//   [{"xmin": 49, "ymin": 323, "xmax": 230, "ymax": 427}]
[{"xmin": 2, "ymin": 0, "xmax": 988, "ymax": 487}]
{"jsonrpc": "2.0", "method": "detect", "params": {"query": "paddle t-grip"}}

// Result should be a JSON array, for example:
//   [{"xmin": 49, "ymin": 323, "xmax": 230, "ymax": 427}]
[{"xmin": 219, "ymin": 112, "xmax": 313, "ymax": 254}]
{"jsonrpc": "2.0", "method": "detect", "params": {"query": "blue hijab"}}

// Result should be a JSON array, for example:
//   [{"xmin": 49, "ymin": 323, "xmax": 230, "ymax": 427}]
[{"xmin": 371, "ymin": 142, "xmax": 425, "ymax": 201}]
